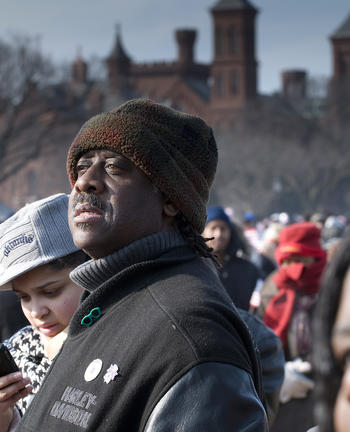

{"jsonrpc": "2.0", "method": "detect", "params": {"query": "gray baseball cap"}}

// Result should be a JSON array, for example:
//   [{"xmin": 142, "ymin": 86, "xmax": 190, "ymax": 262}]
[{"xmin": 0, "ymin": 193, "xmax": 79, "ymax": 290}]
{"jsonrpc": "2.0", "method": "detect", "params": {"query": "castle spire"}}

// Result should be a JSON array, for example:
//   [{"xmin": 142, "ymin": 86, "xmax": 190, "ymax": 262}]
[
  {"xmin": 331, "ymin": 12, "xmax": 350, "ymax": 39},
  {"xmin": 109, "ymin": 23, "xmax": 130, "ymax": 61},
  {"xmin": 72, "ymin": 46, "xmax": 87, "ymax": 84},
  {"xmin": 106, "ymin": 23, "xmax": 131, "ymax": 96}
]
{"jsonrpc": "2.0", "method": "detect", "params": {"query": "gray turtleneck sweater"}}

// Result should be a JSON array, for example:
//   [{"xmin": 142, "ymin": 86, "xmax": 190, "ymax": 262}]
[{"xmin": 18, "ymin": 231, "xmax": 267, "ymax": 432}]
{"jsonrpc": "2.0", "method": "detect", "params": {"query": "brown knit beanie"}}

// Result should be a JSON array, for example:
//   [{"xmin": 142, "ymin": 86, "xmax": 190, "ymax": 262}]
[{"xmin": 67, "ymin": 98, "xmax": 218, "ymax": 233}]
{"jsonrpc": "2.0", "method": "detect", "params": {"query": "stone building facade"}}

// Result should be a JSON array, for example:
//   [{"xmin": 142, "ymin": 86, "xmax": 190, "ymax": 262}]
[
  {"xmin": 0, "ymin": 0, "xmax": 349, "ymax": 215},
  {"xmin": 103, "ymin": 0, "xmax": 258, "ymax": 128}
]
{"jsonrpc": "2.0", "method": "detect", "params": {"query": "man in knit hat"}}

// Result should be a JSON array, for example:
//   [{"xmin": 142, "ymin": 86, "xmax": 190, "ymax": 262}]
[{"xmin": 18, "ymin": 99, "xmax": 267, "ymax": 431}]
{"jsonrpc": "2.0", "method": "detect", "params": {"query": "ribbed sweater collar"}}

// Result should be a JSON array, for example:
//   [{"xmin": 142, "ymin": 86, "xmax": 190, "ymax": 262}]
[{"xmin": 70, "ymin": 231, "xmax": 187, "ymax": 292}]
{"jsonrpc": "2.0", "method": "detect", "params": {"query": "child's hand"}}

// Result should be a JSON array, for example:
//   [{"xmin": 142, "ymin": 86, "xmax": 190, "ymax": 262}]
[{"xmin": 0, "ymin": 371, "xmax": 32, "ymax": 432}]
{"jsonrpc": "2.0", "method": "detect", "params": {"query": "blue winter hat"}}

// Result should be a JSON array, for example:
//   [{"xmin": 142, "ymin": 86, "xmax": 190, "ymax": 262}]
[
  {"xmin": 244, "ymin": 212, "xmax": 255, "ymax": 222},
  {"xmin": 205, "ymin": 206, "xmax": 232, "ymax": 228}
]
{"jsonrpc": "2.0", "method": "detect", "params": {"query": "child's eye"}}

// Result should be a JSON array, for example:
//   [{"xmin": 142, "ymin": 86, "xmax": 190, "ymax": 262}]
[
  {"xmin": 43, "ymin": 288, "xmax": 59, "ymax": 297},
  {"xmin": 17, "ymin": 294, "xmax": 30, "ymax": 302}
]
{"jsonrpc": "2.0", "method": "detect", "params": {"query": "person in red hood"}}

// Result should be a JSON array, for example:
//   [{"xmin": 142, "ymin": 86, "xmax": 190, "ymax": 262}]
[{"xmin": 254, "ymin": 222, "xmax": 327, "ymax": 432}]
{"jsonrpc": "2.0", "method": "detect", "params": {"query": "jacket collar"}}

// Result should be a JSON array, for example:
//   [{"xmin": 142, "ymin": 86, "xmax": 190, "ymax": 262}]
[{"xmin": 70, "ymin": 231, "xmax": 187, "ymax": 292}]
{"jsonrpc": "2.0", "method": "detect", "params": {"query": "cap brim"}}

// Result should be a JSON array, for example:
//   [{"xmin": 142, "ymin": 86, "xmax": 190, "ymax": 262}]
[
  {"xmin": 0, "ymin": 281, "xmax": 12, "ymax": 291},
  {"xmin": 0, "ymin": 258, "xmax": 52, "ymax": 291}
]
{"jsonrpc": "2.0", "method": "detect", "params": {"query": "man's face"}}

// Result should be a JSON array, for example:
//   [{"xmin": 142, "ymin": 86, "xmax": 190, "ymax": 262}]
[
  {"xmin": 68, "ymin": 150, "xmax": 168, "ymax": 259},
  {"xmin": 202, "ymin": 219, "xmax": 231, "ymax": 253}
]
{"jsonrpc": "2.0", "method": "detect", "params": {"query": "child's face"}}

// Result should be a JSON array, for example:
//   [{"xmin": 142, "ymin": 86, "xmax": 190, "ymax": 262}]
[{"xmin": 12, "ymin": 263, "xmax": 83, "ymax": 341}]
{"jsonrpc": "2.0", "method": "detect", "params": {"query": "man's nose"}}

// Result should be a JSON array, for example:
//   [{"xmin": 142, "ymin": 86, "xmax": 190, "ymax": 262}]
[{"xmin": 74, "ymin": 164, "xmax": 105, "ymax": 194}]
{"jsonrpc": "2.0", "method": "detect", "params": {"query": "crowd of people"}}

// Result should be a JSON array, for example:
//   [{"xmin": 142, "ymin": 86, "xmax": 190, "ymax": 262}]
[{"xmin": 0, "ymin": 98, "xmax": 349, "ymax": 431}]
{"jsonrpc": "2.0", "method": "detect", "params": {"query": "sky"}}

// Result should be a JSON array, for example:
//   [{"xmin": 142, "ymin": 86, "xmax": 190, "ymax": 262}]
[{"xmin": 0, "ymin": 0, "xmax": 349, "ymax": 94}]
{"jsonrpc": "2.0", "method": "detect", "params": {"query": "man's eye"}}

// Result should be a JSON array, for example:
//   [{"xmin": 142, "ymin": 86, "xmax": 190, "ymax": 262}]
[
  {"xmin": 105, "ymin": 163, "xmax": 119, "ymax": 173},
  {"xmin": 76, "ymin": 163, "xmax": 89, "ymax": 175}
]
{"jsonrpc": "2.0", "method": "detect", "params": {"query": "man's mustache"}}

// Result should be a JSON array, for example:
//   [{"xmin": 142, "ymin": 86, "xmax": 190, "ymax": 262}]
[{"xmin": 72, "ymin": 193, "xmax": 105, "ymax": 212}]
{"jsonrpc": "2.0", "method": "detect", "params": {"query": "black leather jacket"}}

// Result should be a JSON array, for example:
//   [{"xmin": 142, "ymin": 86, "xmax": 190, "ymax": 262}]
[{"xmin": 144, "ymin": 362, "xmax": 267, "ymax": 431}]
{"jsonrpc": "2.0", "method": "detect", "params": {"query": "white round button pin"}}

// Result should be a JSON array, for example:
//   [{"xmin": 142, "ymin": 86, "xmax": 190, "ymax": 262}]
[{"xmin": 84, "ymin": 359, "xmax": 103, "ymax": 382}]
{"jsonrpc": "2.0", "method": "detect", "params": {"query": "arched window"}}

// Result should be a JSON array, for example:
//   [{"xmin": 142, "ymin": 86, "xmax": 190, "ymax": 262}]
[
  {"xmin": 230, "ymin": 70, "xmax": 239, "ymax": 95},
  {"xmin": 339, "ymin": 57, "xmax": 348, "ymax": 76},
  {"xmin": 215, "ymin": 28, "xmax": 224, "ymax": 56},
  {"xmin": 216, "ymin": 72, "xmax": 224, "ymax": 96},
  {"xmin": 227, "ymin": 27, "xmax": 236, "ymax": 54}
]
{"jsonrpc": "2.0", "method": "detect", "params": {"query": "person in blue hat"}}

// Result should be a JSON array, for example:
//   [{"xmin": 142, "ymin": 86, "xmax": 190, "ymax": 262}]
[
  {"xmin": 203, "ymin": 205, "xmax": 263, "ymax": 310},
  {"xmin": 203, "ymin": 206, "xmax": 285, "ymax": 426}
]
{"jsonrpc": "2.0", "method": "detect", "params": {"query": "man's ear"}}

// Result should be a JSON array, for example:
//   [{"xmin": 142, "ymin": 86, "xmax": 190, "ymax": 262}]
[{"xmin": 163, "ymin": 199, "xmax": 179, "ymax": 217}]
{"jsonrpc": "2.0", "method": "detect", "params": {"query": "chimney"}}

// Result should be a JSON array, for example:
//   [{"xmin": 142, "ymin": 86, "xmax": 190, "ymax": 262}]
[
  {"xmin": 281, "ymin": 70, "xmax": 307, "ymax": 99},
  {"xmin": 175, "ymin": 29, "xmax": 197, "ymax": 64}
]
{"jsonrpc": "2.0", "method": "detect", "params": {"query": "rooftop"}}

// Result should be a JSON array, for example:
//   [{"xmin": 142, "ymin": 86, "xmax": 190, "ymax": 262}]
[
  {"xmin": 211, "ymin": 0, "xmax": 257, "ymax": 12},
  {"xmin": 331, "ymin": 12, "xmax": 350, "ymax": 39}
]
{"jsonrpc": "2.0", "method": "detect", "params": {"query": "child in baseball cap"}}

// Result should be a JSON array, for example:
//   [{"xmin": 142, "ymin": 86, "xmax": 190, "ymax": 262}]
[{"xmin": 0, "ymin": 193, "xmax": 87, "ymax": 430}]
